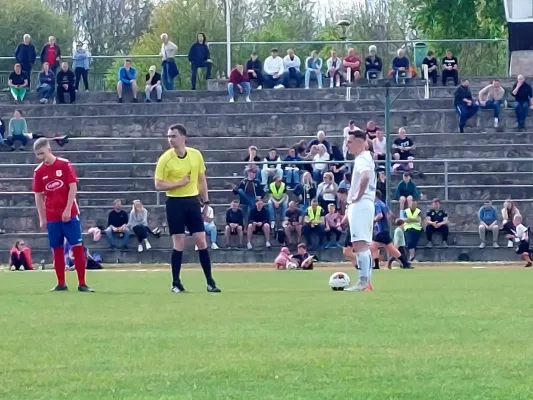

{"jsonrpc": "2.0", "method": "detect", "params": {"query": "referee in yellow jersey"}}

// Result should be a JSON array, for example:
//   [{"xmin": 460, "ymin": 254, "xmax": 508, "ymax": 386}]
[{"xmin": 155, "ymin": 124, "xmax": 221, "ymax": 293}]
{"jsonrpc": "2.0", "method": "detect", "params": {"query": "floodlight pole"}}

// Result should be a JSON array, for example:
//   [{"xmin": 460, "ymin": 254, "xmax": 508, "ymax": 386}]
[{"xmin": 225, "ymin": 0, "xmax": 231, "ymax": 77}]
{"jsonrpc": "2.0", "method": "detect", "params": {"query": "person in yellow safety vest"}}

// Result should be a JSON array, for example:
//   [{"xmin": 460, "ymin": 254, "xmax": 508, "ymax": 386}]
[
  {"xmin": 303, "ymin": 199, "xmax": 325, "ymax": 250},
  {"xmin": 268, "ymin": 175, "xmax": 289, "ymax": 229},
  {"xmin": 404, "ymin": 200, "xmax": 422, "ymax": 262}
]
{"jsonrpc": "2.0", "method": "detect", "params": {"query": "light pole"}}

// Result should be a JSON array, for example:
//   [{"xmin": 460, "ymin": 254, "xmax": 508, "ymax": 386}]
[{"xmin": 225, "ymin": 0, "xmax": 231, "ymax": 77}]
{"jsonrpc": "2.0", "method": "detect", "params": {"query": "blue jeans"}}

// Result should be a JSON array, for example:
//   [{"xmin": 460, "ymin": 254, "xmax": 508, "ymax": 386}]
[
  {"xmin": 38, "ymin": 84, "xmax": 55, "ymax": 100},
  {"xmin": 191, "ymin": 62, "xmax": 212, "ymax": 90},
  {"xmin": 268, "ymin": 198, "xmax": 288, "ymax": 223},
  {"xmin": 284, "ymin": 168, "xmax": 300, "ymax": 185},
  {"xmin": 282, "ymin": 68, "xmax": 303, "ymax": 88},
  {"xmin": 262, "ymin": 73, "xmax": 283, "ymax": 88},
  {"xmin": 455, "ymin": 103, "xmax": 479, "ymax": 130},
  {"xmin": 312, "ymin": 169, "xmax": 325, "ymax": 183},
  {"xmin": 6, "ymin": 134, "xmax": 28, "ymax": 147},
  {"xmin": 480, "ymin": 99, "xmax": 502, "ymax": 119},
  {"xmin": 228, "ymin": 82, "xmax": 251, "ymax": 98},
  {"xmin": 105, "ymin": 226, "xmax": 131, "ymax": 248},
  {"xmin": 204, "ymin": 222, "xmax": 217, "ymax": 243},
  {"xmin": 304, "ymin": 70, "xmax": 323, "ymax": 88},
  {"xmin": 237, "ymin": 188, "xmax": 256, "ymax": 218},
  {"xmin": 514, "ymin": 101, "xmax": 530, "ymax": 128},
  {"xmin": 162, "ymin": 63, "xmax": 174, "ymax": 90}
]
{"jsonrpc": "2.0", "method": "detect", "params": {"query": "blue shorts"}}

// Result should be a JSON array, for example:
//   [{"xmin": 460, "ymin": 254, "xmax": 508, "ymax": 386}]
[
  {"xmin": 121, "ymin": 82, "xmax": 132, "ymax": 92},
  {"xmin": 47, "ymin": 216, "xmax": 83, "ymax": 249}
]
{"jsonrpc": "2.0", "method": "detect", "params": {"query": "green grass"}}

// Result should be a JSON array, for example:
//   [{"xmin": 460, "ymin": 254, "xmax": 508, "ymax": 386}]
[{"xmin": 1, "ymin": 268, "xmax": 533, "ymax": 399}]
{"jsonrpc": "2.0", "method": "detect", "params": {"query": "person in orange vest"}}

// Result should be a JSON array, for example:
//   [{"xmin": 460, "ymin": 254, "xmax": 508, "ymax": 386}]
[{"xmin": 9, "ymin": 240, "xmax": 33, "ymax": 271}]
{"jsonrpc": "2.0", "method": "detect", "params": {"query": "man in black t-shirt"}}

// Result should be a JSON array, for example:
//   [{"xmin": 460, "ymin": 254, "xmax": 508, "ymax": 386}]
[
  {"xmin": 425, "ymin": 198, "xmax": 449, "ymax": 247},
  {"xmin": 104, "ymin": 200, "xmax": 130, "ymax": 249},
  {"xmin": 247, "ymin": 198, "xmax": 271, "ymax": 250},
  {"xmin": 441, "ymin": 49, "xmax": 459, "ymax": 86},
  {"xmin": 145, "ymin": 65, "xmax": 162, "ymax": 102},
  {"xmin": 224, "ymin": 200, "xmax": 244, "ymax": 248},
  {"xmin": 392, "ymin": 127, "xmax": 415, "ymax": 172},
  {"xmin": 283, "ymin": 201, "xmax": 303, "ymax": 245},
  {"xmin": 422, "ymin": 50, "xmax": 438, "ymax": 84},
  {"xmin": 56, "ymin": 62, "xmax": 76, "ymax": 104},
  {"xmin": 292, "ymin": 243, "xmax": 314, "ymax": 270},
  {"xmin": 8, "ymin": 63, "xmax": 29, "ymax": 103}
]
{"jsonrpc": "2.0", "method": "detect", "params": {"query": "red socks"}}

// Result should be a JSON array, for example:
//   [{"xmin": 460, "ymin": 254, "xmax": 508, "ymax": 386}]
[
  {"xmin": 72, "ymin": 245, "xmax": 87, "ymax": 286},
  {"xmin": 52, "ymin": 247, "xmax": 66, "ymax": 286}
]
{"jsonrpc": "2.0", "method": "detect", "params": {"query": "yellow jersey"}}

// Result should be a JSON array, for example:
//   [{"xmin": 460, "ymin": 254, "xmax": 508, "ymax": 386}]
[{"xmin": 154, "ymin": 147, "xmax": 206, "ymax": 197}]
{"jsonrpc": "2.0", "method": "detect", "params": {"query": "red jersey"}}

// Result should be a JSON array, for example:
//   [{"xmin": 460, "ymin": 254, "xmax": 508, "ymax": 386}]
[
  {"xmin": 344, "ymin": 56, "xmax": 361, "ymax": 71},
  {"xmin": 32, "ymin": 157, "xmax": 79, "ymax": 223}
]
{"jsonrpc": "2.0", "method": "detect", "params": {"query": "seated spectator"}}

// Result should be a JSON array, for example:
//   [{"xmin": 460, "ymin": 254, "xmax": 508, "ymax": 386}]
[
  {"xmin": 283, "ymin": 147, "xmax": 301, "ymax": 188},
  {"xmin": 56, "ymin": 62, "xmax": 76, "ymax": 104},
  {"xmin": 404, "ymin": 200, "xmax": 423, "ymax": 261},
  {"xmin": 365, "ymin": 120, "xmax": 379, "ymax": 143},
  {"xmin": 425, "ymin": 198, "xmax": 449, "ymax": 247},
  {"xmin": 15, "ymin": 34, "xmax": 36, "ymax": 88},
  {"xmin": 37, "ymin": 62, "xmax": 55, "ymax": 104},
  {"xmin": 338, "ymin": 172, "xmax": 351, "ymax": 190},
  {"xmin": 304, "ymin": 50, "xmax": 323, "ymax": 89},
  {"xmin": 329, "ymin": 145, "xmax": 347, "ymax": 183},
  {"xmin": 454, "ymin": 79, "xmax": 478, "ymax": 133},
  {"xmin": 326, "ymin": 49, "xmax": 342, "ymax": 88},
  {"xmin": 501, "ymin": 200, "xmax": 521, "ymax": 248},
  {"xmin": 188, "ymin": 32, "xmax": 212, "ymax": 90},
  {"xmin": 247, "ymin": 198, "xmax": 271, "ymax": 250},
  {"xmin": 337, "ymin": 187, "xmax": 348, "ymax": 216},
  {"xmin": 294, "ymin": 140, "xmax": 308, "ymax": 158},
  {"xmin": 145, "ymin": 65, "xmax": 162, "ymax": 103},
  {"xmin": 201, "ymin": 203, "xmax": 219, "ymax": 250},
  {"xmin": 0, "ymin": 114, "xmax": 5, "ymax": 145},
  {"xmin": 228, "ymin": 62, "xmax": 251, "ymax": 103},
  {"xmin": 117, "ymin": 59, "xmax": 138, "ymax": 103},
  {"xmin": 307, "ymin": 130, "xmax": 331, "ymax": 154},
  {"xmin": 263, "ymin": 48, "xmax": 285, "ymax": 89},
  {"xmin": 261, "ymin": 149, "xmax": 282, "ymax": 188},
  {"xmin": 442, "ymin": 49, "xmax": 459, "ymax": 86},
  {"xmin": 478, "ymin": 200, "xmax": 499, "ymax": 249},
  {"xmin": 511, "ymin": 215, "xmax": 532, "ymax": 268},
  {"xmin": 293, "ymin": 243, "xmax": 315, "ymax": 270},
  {"xmin": 316, "ymin": 172, "xmax": 338, "ymax": 210},
  {"xmin": 365, "ymin": 45, "xmax": 383, "ymax": 80},
  {"xmin": 312, "ymin": 144, "xmax": 330, "ymax": 182},
  {"xmin": 40, "ymin": 36, "xmax": 61, "ymax": 74},
  {"xmin": 324, "ymin": 203, "xmax": 343, "ymax": 248},
  {"xmin": 246, "ymin": 52, "xmax": 263, "ymax": 89},
  {"xmin": 341, "ymin": 48, "xmax": 361, "ymax": 83},
  {"xmin": 104, "ymin": 199, "xmax": 130, "ymax": 249},
  {"xmin": 303, "ymin": 199, "xmax": 325, "ymax": 250},
  {"xmin": 231, "ymin": 169, "xmax": 264, "ymax": 216},
  {"xmin": 9, "ymin": 240, "xmax": 33, "ymax": 271},
  {"xmin": 479, "ymin": 79, "xmax": 505, "ymax": 128},
  {"xmin": 129, "ymin": 200, "xmax": 152, "ymax": 252},
  {"xmin": 376, "ymin": 168, "xmax": 387, "ymax": 202},
  {"xmin": 225, "ymin": 200, "xmax": 244, "ymax": 249},
  {"xmin": 343, "ymin": 120, "xmax": 359, "ymax": 159},
  {"xmin": 511, "ymin": 75, "xmax": 533, "ymax": 131},
  {"xmin": 373, "ymin": 129, "xmax": 386, "ymax": 161},
  {"xmin": 283, "ymin": 201, "xmax": 303, "ymax": 246},
  {"xmin": 392, "ymin": 127, "xmax": 415, "ymax": 172},
  {"xmin": 396, "ymin": 172, "xmax": 419, "ymax": 214},
  {"xmin": 294, "ymin": 171, "xmax": 317, "ymax": 211},
  {"xmin": 268, "ymin": 175, "xmax": 289, "ymax": 228},
  {"xmin": 73, "ymin": 42, "xmax": 90, "ymax": 91},
  {"xmin": 7, "ymin": 109, "xmax": 29, "ymax": 150},
  {"xmin": 422, "ymin": 50, "xmax": 438, "ymax": 84},
  {"xmin": 391, "ymin": 48, "xmax": 410, "ymax": 84},
  {"xmin": 282, "ymin": 48, "xmax": 302, "ymax": 88},
  {"xmin": 8, "ymin": 63, "xmax": 28, "ymax": 104},
  {"xmin": 244, "ymin": 145, "xmax": 261, "ymax": 175}
]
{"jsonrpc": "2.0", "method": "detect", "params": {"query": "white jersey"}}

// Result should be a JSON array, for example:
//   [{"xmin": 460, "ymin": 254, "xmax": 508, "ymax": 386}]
[{"xmin": 348, "ymin": 151, "xmax": 376, "ymax": 203}]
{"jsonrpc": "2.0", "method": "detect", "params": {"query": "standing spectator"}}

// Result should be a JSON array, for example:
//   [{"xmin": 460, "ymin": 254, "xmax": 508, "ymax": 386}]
[
  {"xmin": 501, "ymin": 200, "xmax": 521, "ymax": 248},
  {"xmin": 422, "ymin": 50, "xmax": 438, "ymax": 84},
  {"xmin": 261, "ymin": 149, "xmax": 283, "ymax": 188},
  {"xmin": 441, "ymin": 49, "xmax": 459, "ymax": 86},
  {"xmin": 224, "ymin": 200, "xmax": 244, "ymax": 249},
  {"xmin": 373, "ymin": 129, "xmax": 387, "ymax": 161},
  {"xmin": 392, "ymin": 127, "xmax": 416, "ymax": 172},
  {"xmin": 392, "ymin": 48, "xmax": 410, "ymax": 84},
  {"xmin": 511, "ymin": 75, "xmax": 533, "ymax": 131},
  {"xmin": 324, "ymin": 203, "xmax": 343, "ymax": 248},
  {"xmin": 263, "ymin": 48, "xmax": 285, "ymax": 89},
  {"xmin": 479, "ymin": 79, "xmax": 505, "ymax": 128},
  {"xmin": 283, "ymin": 147, "xmax": 301, "ymax": 188},
  {"xmin": 7, "ymin": 109, "xmax": 29, "ymax": 150},
  {"xmin": 341, "ymin": 48, "xmax": 361, "ymax": 83},
  {"xmin": 56, "ymin": 62, "xmax": 76, "ymax": 104},
  {"xmin": 247, "ymin": 198, "xmax": 271, "ymax": 250},
  {"xmin": 307, "ymin": 130, "xmax": 331, "ymax": 154},
  {"xmin": 365, "ymin": 45, "xmax": 383, "ymax": 79},
  {"xmin": 312, "ymin": 144, "xmax": 330, "ymax": 182},
  {"xmin": 478, "ymin": 200, "xmax": 500, "ymax": 248},
  {"xmin": 201, "ymin": 203, "xmax": 219, "ymax": 250},
  {"xmin": 72, "ymin": 42, "xmax": 90, "ymax": 92},
  {"xmin": 283, "ymin": 201, "xmax": 303, "ymax": 246},
  {"xmin": 14, "ymin": 34, "xmax": 36, "ymax": 88},
  {"xmin": 404, "ymin": 200, "xmax": 423, "ymax": 262},
  {"xmin": 454, "ymin": 79, "xmax": 478, "ymax": 133},
  {"xmin": 104, "ymin": 199, "xmax": 130, "ymax": 249},
  {"xmin": 129, "ymin": 200, "xmax": 152, "ymax": 253},
  {"xmin": 8, "ymin": 64, "xmax": 28, "ymax": 104},
  {"xmin": 304, "ymin": 50, "xmax": 323, "ymax": 89},
  {"xmin": 316, "ymin": 172, "xmax": 338, "ymax": 210},
  {"xmin": 37, "ymin": 62, "xmax": 55, "ymax": 104},
  {"xmin": 302, "ymin": 199, "xmax": 325, "ymax": 250},
  {"xmin": 282, "ymin": 49, "xmax": 303, "ymax": 88},
  {"xmin": 188, "ymin": 33, "xmax": 212, "ymax": 90},
  {"xmin": 231, "ymin": 170, "xmax": 264, "ymax": 217},
  {"xmin": 228, "ymin": 63, "xmax": 251, "ymax": 103},
  {"xmin": 145, "ymin": 65, "xmax": 162, "ymax": 103},
  {"xmin": 160, "ymin": 33, "xmax": 178, "ymax": 90},
  {"xmin": 117, "ymin": 59, "xmax": 138, "ymax": 103},
  {"xmin": 9, "ymin": 240, "xmax": 33, "ymax": 271},
  {"xmin": 376, "ymin": 168, "xmax": 387, "ymax": 202},
  {"xmin": 40, "ymin": 36, "xmax": 61, "ymax": 74},
  {"xmin": 425, "ymin": 199, "xmax": 449, "ymax": 247},
  {"xmin": 246, "ymin": 52, "xmax": 263, "ymax": 89},
  {"xmin": 294, "ymin": 171, "xmax": 317, "ymax": 211},
  {"xmin": 268, "ymin": 175, "xmax": 289, "ymax": 228},
  {"xmin": 326, "ymin": 49, "xmax": 342, "ymax": 88},
  {"xmin": 396, "ymin": 172, "xmax": 419, "ymax": 215}
]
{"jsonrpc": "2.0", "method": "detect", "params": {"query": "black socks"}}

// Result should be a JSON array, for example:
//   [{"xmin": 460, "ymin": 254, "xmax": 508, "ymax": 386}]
[
  {"xmin": 171, "ymin": 249, "xmax": 183, "ymax": 287},
  {"xmin": 198, "ymin": 249, "xmax": 216, "ymax": 287}
]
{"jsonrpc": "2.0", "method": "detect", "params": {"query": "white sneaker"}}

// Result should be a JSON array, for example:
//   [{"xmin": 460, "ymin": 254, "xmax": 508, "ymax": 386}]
[
  {"xmin": 10, "ymin": 265, "xmax": 15, "ymax": 271},
  {"xmin": 266, "ymin": 241, "xmax": 272, "ymax": 248},
  {"xmin": 145, "ymin": 239, "xmax": 152, "ymax": 250},
  {"xmin": 138, "ymin": 244, "xmax": 144, "ymax": 252},
  {"xmin": 508, "ymin": 240, "xmax": 514, "ymax": 248},
  {"xmin": 318, "ymin": 86, "xmax": 323, "ymax": 89},
  {"xmin": 211, "ymin": 243, "xmax": 219, "ymax": 250},
  {"xmin": 335, "ymin": 82, "xmax": 340, "ymax": 88},
  {"xmin": 345, "ymin": 281, "xmax": 367, "ymax": 292},
  {"xmin": 305, "ymin": 86, "xmax": 310, "ymax": 89},
  {"xmin": 245, "ymin": 96, "xmax": 251, "ymax": 102},
  {"xmin": 247, "ymin": 242, "xmax": 253, "ymax": 250},
  {"xmin": 479, "ymin": 242, "xmax": 486, "ymax": 249},
  {"xmin": 494, "ymin": 118, "xmax": 499, "ymax": 128},
  {"xmin": 229, "ymin": 98, "xmax": 234, "ymax": 103},
  {"xmin": 257, "ymin": 85, "xmax": 262, "ymax": 90},
  {"xmin": 195, "ymin": 245, "xmax": 199, "ymax": 251},
  {"xmin": 20, "ymin": 266, "xmax": 25, "ymax": 271},
  {"xmin": 270, "ymin": 221, "xmax": 275, "ymax": 230},
  {"xmin": 329, "ymin": 82, "xmax": 334, "ymax": 88},
  {"xmin": 493, "ymin": 242, "xmax": 500, "ymax": 248},
  {"xmin": 274, "ymin": 84, "xmax": 285, "ymax": 89}
]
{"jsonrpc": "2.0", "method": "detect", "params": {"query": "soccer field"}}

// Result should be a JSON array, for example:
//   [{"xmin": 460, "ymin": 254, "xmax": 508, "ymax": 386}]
[{"xmin": 1, "ymin": 266, "xmax": 533, "ymax": 400}]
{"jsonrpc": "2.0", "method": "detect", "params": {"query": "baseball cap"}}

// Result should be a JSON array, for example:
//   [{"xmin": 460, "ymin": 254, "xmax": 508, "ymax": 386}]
[{"xmin": 149, "ymin": 65, "xmax": 156, "ymax": 72}]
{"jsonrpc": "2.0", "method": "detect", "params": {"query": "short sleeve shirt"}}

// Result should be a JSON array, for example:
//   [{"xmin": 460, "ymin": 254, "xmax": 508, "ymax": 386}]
[
  {"xmin": 155, "ymin": 147, "xmax": 206, "ymax": 197},
  {"xmin": 427, "ymin": 209, "xmax": 447, "ymax": 223},
  {"xmin": 9, "ymin": 72, "xmax": 27, "ymax": 86}
]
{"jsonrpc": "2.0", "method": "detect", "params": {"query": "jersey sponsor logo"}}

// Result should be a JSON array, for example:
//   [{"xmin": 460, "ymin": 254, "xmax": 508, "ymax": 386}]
[{"xmin": 45, "ymin": 179, "xmax": 64, "ymax": 191}]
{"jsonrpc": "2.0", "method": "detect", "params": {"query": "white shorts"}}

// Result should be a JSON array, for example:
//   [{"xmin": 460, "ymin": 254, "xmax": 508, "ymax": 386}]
[{"xmin": 347, "ymin": 200, "xmax": 375, "ymax": 244}]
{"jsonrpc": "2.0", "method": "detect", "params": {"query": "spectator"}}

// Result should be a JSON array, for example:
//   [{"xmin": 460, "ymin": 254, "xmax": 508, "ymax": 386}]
[
  {"xmin": 441, "ymin": 49, "xmax": 459, "ymax": 86},
  {"xmin": 72, "ymin": 42, "xmax": 90, "ymax": 92},
  {"xmin": 316, "ymin": 172, "xmax": 338, "ymax": 210},
  {"xmin": 425, "ymin": 199, "xmax": 449, "ymax": 247},
  {"xmin": 244, "ymin": 145, "xmax": 261, "ymax": 175},
  {"xmin": 224, "ymin": 200, "xmax": 244, "ymax": 249},
  {"xmin": 188, "ymin": 33, "xmax": 212, "ymax": 90},
  {"xmin": 329, "ymin": 145, "xmax": 347, "ymax": 183},
  {"xmin": 392, "ymin": 48, "xmax": 410, "ymax": 84},
  {"xmin": 263, "ymin": 48, "xmax": 285, "ymax": 89},
  {"xmin": 454, "ymin": 79, "xmax": 478, "ymax": 133},
  {"xmin": 247, "ymin": 198, "xmax": 271, "ymax": 250},
  {"xmin": 338, "ymin": 172, "xmax": 351, "ymax": 191},
  {"xmin": 404, "ymin": 200, "xmax": 423, "ymax": 262},
  {"xmin": 478, "ymin": 200, "xmax": 499, "ymax": 248},
  {"xmin": 283, "ymin": 201, "xmax": 303, "ymax": 246},
  {"xmin": 501, "ymin": 200, "xmax": 521, "ymax": 248},
  {"xmin": 261, "ymin": 149, "xmax": 283, "ymax": 188},
  {"xmin": 303, "ymin": 199, "xmax": 325, "ymax": 250},
  {"xmin": 283, "ymin": 147, "xmax": 301, "ymax": 188},
  {"xmin": 0, "ymin": 113, "xmax": 5, "ymax": 145},
  {"xmin": 376, "ymin": 168, "xmax": 387, "ymax": 202},
  {"xmin": 104, "ymin": 199, "xmax": 130, "ymax": 249},
  {"xmin": 117, "ymin": 59, "xmax": 138, "ymax": 103},
  {"xmin": 304, "ymin": 50, "xmax": 323, "ymax": 89},
  {"xmin": 307, "ymin": 130, "xmax": 331, "ymax": 154},
  {"xmin": 422, "ymin": 50, "xmax": 438, "ymax": 85},
  {"xmin": 201, "ymin": 203, "xmax": 219, "ymax": 250},
  {"xmin": 388, "ymin": 219, "xmax": 408, "ymax": 268},
  {"xmin": 341, "ymin": 48, "xmax": 361, "ymax": 83},
  {"xmin": 392, "ymin": 127, "xmax": 415, "ymax": 172},
  {"xmin": 293, "ymin": 243, "xmax": 315, "ymax": 270},
  {"xmin": 37, "ymin": 63, "xmax": 55, "ymax": 104},
  {"xmin": 268, "ymin": 175, "xmax": 289, "ymax": 228},
  {"xmin": 8, "ymin": 63, "xmax": 28, "ymax": 104},
  {"xmin": 14, "ymin": 34, "xmax": 36, "ymax": 88},
  {"xmin": 274, "ymin": 247, "xmax": 293, "ymax": 270},
  {"xmin": 479, "ymin": 79, "xmax": 505, "ymax": 128},
  {"xmin": 312, "ymin": 144, "xmax": 330, "ymax": 182},
  {"xmin": 231, "ymin": 170, "xmax": 264, "ymax": 216},
  {"xmin": 282, "ymin": 48, "xmax": 303, "ymax": 88},
  {"xmin": 160, "ymin": 33, "xmax": 178, "ymax": 90},
  {"xmin": 365, "ymin": 45, "xmax": 383, "ymax": 79},
  {"xmin": 129, "ymin": 200, "xmax": 152, "ymax": 253},
  {"xmin": 7, "ymin": 109, "xmax": 29, "ymax": 150},
  {"xmin": 373, "ymin": 129, "xmax": 386, "ymax": 161},
  {"xmin": 246, "ymin": 52, "xmax": 263, "ymax": 89},
  {"xmin": 145, "ymin": 65, "xmax": 162, "ymax": 103},
  {"xmin": 396, "ymin": 172, "xmax": 419, "ymax": 214},
  {"xmin": 512, "ymin": 215, "xmax": 532, "ymax": 268},
  {"xmin": 324, "ymin": 203, "xmax": 343, "ymax": 248},
  {"xmin": 337, "ymin": 187, "xmax": 348, "ymax": 216},
  {"xmin": 294, "ymin": 140, "xmax": 308, "ymax": 158},
  {"xmin": 511, "ymin": 75, "xmax": 533, "ymax": 131},
  {"xmin": 326, "ymin": 49, "xmax": 342, "ymax": 88},
  {"xmin": 40, "ymin": 36, "xmax": 61, "ymax": 73},
  {"xmin": 294, "ymin": 171, "xmax": 317, "ymax": 211},
  {"xmin": 366, "ymin": 120, "xmax": 379, "ymax": 143},
  {"xmin": 228, "ymin": 63, "xmax": 251, "ymax": 103},
  {"xmin": 9, "ymin": 240, "xmax": 33, "ymax": 271},
  {"xmin": 56, "ymin": 62, "xmax": 76, "ymax": 104}
]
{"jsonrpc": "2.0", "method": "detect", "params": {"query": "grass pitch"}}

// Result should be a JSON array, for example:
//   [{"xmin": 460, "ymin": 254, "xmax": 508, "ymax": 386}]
[{"xmin": 1, "ymin": 267, "xmax": 533, "ymax": 400}]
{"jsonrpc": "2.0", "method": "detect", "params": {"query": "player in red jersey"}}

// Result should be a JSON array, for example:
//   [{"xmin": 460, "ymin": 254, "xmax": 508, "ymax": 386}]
[{"xmin": 32, "ymin": 138, "xmax": 94, "ymax": 292}]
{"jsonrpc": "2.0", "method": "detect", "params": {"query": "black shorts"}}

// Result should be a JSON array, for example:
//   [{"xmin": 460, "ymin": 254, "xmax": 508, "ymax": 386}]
[
  {"xmin": 344, "ymin": 227, "xmax": 352, "ymax": 247},
  {"xmin": 394, "ymin": 149, "xmax": 413, "ymax": 160},
  {"xmin": 166, "ymin": 196, "xmax": 205, "ymax": 235},
  {"xmin": 517, "ymin": 240, "xmax": 530, "ymax": 254},
  {"xmin": 373, "ymin": 231, "xmax": 393, "ymax": 245}
]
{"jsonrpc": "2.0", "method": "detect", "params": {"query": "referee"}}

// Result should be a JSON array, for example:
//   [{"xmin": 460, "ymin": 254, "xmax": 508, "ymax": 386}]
[{"xmin": 155, "ymin": 124, "xmax": 221, "ymax": 293}]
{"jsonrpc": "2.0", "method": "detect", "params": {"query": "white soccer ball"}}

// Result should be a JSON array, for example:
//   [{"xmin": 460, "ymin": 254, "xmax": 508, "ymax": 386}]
[
  {"xmin": 329, "ymin": 272, "xmax": 350, "ymax": 291},
  {"xmin": 286, "ymin": 262, "xmax": 298, "ymax": 270}
]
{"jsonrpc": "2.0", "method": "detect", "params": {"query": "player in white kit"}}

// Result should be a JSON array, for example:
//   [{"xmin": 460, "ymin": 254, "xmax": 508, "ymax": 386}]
[{"xmin": 344, "ymin": 129, "xmax": 376, "ymax": 292}]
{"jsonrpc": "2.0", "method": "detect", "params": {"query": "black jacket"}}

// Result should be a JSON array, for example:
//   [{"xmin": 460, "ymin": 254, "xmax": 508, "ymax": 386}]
[
  {"xmin": 365, "ymin": 55, "xmax": 383, "ymax": 72},
  {"xmin": 513, "ymin": 82, "xmax": 533, "ymax": 103},
  {"xmin": 245, "ymin": 58, "xmax": 262, "ymax": 75},
  {"xmin": 188, "ymin": 42, "xmax": 210, "ymax": 66},
  {"xmin": 233, "ymin": 179, "xmax": 265, "ymax": 198},
  {"xmin": 40, "ymin": 44, "xmax": 61, "ymax": 67},
  {"xmin": 15, "ymin": 43, "xmax": 37, "ymax": 66},
  {"xmin": 454, "ymin": 85, "xmax": 473, "ymax": 107},
  {"xmin": 56, "ymin": 70, "xmax": 75, "ymax": 87}
]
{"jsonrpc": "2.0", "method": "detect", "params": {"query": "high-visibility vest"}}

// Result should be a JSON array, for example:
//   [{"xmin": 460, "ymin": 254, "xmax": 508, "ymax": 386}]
[
  {"xmin": 270, "ymin": 182, "xmax": 286, "ymax": 200},
  {"xmin": 404, "ymin": 208, "xmax": 422, "ymax": 231},
  {"xmin": 307, "ymin": 205, "xmax": 323, "ymax": 224}
]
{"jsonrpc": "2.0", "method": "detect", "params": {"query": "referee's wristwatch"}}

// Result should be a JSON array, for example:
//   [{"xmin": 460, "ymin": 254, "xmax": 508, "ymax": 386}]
[{"xmin": 203, "ymin": 200, "xmax": 210, "ymax": 205}]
